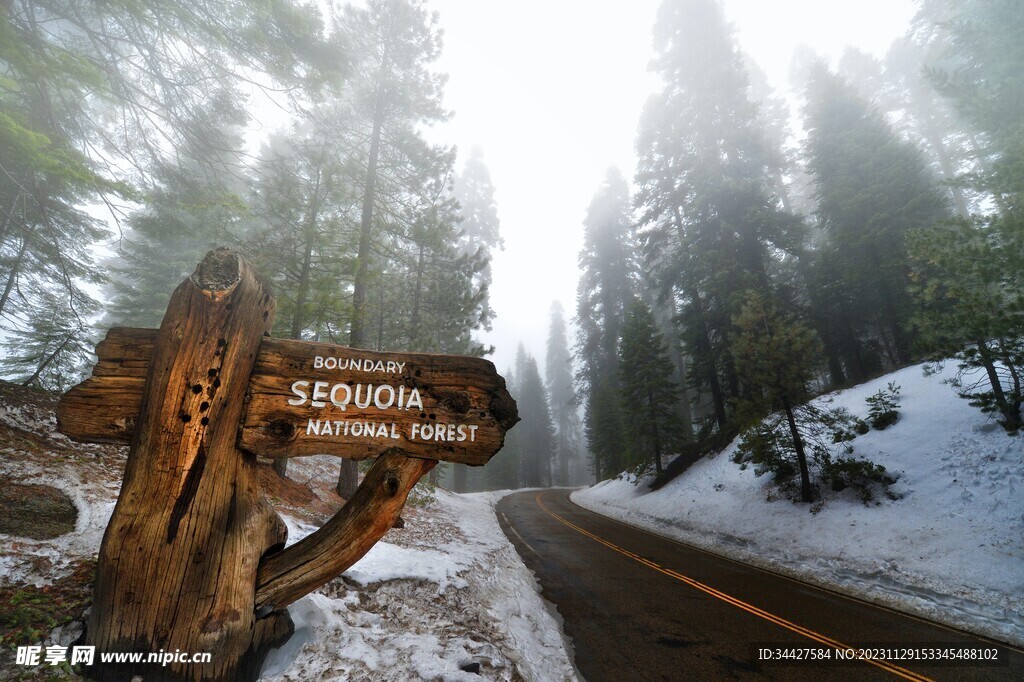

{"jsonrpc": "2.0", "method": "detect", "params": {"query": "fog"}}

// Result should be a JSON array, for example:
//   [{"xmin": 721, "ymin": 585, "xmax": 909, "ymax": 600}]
[{"xmin": 430, "ymin": 0, "xmax": 915, "ymax": 375}]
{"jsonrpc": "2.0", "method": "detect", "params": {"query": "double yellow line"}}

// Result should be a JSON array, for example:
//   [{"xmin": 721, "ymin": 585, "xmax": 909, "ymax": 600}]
[{"xmin": 534, "ymin": 493, "xmax": 934, "ymax": 682}]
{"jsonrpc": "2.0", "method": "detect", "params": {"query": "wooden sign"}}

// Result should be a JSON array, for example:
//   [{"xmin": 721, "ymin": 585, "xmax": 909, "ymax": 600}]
[
  {"xmin": 56, "ymin": 249, "xmax": 518, "ymax": 682},
  {"xmin": 59, "ymin": 328, "xmax": 517, "ymax": 466}
]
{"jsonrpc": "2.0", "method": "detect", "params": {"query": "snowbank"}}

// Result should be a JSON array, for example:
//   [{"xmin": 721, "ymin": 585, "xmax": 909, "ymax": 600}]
[
  {"xmin": 261, "ymin": 489, "xmax": 576, "ymax": 681},
  {"xmin": 572, "ymin": 363, "xmax": 1024, "ymax": 647}
]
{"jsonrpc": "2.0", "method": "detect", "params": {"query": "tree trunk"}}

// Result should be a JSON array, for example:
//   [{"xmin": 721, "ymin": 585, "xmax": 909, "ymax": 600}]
[
  {"xmin": 336, "ymin": 459, "xmax": 359, "ymax": 500},
  {"xmin": 278, "ymin": 190, "xmax": 322, "ymax": 481},
  {"xmin": 350, "ymin": 81, "xmax": 386, "ymax": 349},
  {"xmin": 452, "ymin": 463, "xmax": 467, "ymax": 492},
  {"xmin": 782, "ymin": 395, "xmax": 813, "ymax": 503},
  {"xmin": 977, "ymin": 339, "xmax": 1020, "ymax": 430},
  {"xmin": 85, "ymin": 249, "xmax": 291, "ymax": 681},
  {"xmin": 342, "ymin": 77, "xmax": 387, "ymax": 497},
  {"xmin": 648, "ymin": 387, "xmax": 663, "ymax": 475},
  {"xmin": 0, "ymin": 235, "xmax": 28, "ymax": 316}
]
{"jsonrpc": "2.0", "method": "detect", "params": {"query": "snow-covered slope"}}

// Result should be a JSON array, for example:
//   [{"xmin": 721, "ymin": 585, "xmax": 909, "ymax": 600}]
[{"xmin": 573, "ymin": 362, "xmax": 1024, "ymax": 647}]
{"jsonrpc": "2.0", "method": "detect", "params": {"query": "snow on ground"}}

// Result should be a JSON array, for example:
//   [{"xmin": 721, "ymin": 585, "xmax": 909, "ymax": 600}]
[
  {"xmin": 573, "ymin": 362, "xmax": 1024, "ymax": 648},
  {"xmin": 261, "ymin": 489, "xmax": 577, "ymax": 681},
  {"xmin": 0, "ymin": 399, "xmax": 122, "ymax": 587},
  {"xmin": 0, "ymin": 387, "xmax": 575, "ymax": 681}
]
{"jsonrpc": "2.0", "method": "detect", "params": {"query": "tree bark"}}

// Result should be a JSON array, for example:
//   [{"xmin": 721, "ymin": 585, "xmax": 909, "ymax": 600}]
[
  {"xmin": 60, "ymin": 250, "xmax": 520, "ymax": 681},
  {"xmin": 782, "ymin": 395, "xmax": 813, "ymax": 503},
  {"xmin": 0, "ymin": 235, "xmax": 28, "ymax": 317},
  {"xmin": 452, "ymin": 463, "xmax": 467, "ymax": 492},
  {"xmin": 343, "ymin": 79, "xmax": 387, "ymax": 496},
  {"xmin": 85, "ymin": 249, "xmax": 289, "ymax": 681},
  {"xmin": 257, "ymin": 450, "xmax": 434, "ymax": 613}
]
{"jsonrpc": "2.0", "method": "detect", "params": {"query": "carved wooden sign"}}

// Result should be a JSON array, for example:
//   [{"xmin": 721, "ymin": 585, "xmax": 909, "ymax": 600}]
[
  {"xmin": 56, "ymin": 249, "xmax": 518, "ymax": 682},
  {"xmin": 60, "ymin": 331, "xmax": 518, "ymax": 465}
]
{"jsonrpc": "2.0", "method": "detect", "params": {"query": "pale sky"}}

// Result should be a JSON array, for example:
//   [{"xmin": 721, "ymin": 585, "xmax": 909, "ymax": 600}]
[{"xmin": 429, "ymin": 0, "xmax": 917, "ymax": 376}]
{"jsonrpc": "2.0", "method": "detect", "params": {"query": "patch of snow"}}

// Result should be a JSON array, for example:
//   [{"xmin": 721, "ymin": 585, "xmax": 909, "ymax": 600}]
[
  {"xmin": 573, "ymin": 362, "xmax": 1024, "ymax": 647},
  {"xmin": 261, "ymin": 489, "xmax": 576, "ymax": 681}
]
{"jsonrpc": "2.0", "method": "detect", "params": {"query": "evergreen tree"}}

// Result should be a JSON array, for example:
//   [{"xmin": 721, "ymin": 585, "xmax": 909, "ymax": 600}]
[
  {"xmin": 575, "ymin": 168, "xmax": 636, "ymax": 480},
  {"xmin": 487, "ymin": 366, "xmax": 523, "ymax": 490},
  {"xmin": 545, "ymin": 301, "xmax": 581, "ymax": 485},
  {"xmin": 618, "ymin": 301, "xmax": 683, "ymax": 475},
  {"xmin": 731, "ymin": 291, "xmax": 823, "ymax": 502},
  {"xmin": 915, "ymin": 0, "xmax": 1024, "ymax": 208},
  {"xmin": 453, "ymin": 147, "xmax": 503, "ymax": 339},
  {"xmin": 516, "ymin": 351, "xmax": 557, "ymax": 488},
  {"xmin": 802, "ymin": 63, "xmax": 951, "ymax": 379},
  {"xmin": 634, "ymin": 0, "xmax": 801, "ymax": 432},
  {"xmin": 909, "ymin": 217, "xmax": 1024, "ymax": 431},
  {"xmin": 331, "ymin": 0, "xmax": 455, "ymax": 496},
  {"xmin": 907, "ymin": 0, "xmax": 1024, "ymax": 432},
  {"xmin": 1, "ymin": 0, "xmax": 330, "ymax": 386},
  {"xmin": 340, "ymin": 0, "xmax": 451, "ymax": 350},
  {"xmin": 107, "ymin": 116, "xmax": 253, "ymax": 329}
]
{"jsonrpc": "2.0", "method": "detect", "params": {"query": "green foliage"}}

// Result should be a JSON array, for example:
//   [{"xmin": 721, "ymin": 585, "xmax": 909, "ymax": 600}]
[
  {"xmin": 0, "ymin": 561, "xmax": 93, "ymax": 649},
  {"xmin": 909, "ymin": 216, "xmax": 1024, "ymax": 431},
  {"xmin": 733, "ymin": 404, "xmax": 893, "ymax": 504},
  {"xmin": 821, "ymin": 457, "xmax": 895, "ymax": 502},
  {"xmin": 546, "ymin": 302, "xmax": 581, "ymax": 485},
  {"xmin": 865, "ymin": 382, "xmax": 901, "ymax": 430},
  {"xmin": 731, "ymin": 290, "xmax": 822, "ymax": 409},
  {"xmin": 618, "ymin": 300, "xmax": 684, "ymax": 475},
  {"xmin": 801, "ymin": 62, "xmax": 952, "ymax": 378},
  {"xmin": 918, "ymin": 0, "xmax": 1024, "ymax": 206},
  {"xmin": 575, "ymin": 169, "xmax": 638, "ymax": 480}
]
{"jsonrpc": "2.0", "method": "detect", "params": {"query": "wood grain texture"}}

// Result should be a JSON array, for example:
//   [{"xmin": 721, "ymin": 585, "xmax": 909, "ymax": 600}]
[
  {"xmin": 60, "ymin": 331, "xmax": 519, "ymax": 465},
  {"xmin": 85, "ymin": 249, "xmax": 285, "ymax": 682},
  {"xmin": 254, "ymin": 449, "xmax": 435, "ymax": 613}
]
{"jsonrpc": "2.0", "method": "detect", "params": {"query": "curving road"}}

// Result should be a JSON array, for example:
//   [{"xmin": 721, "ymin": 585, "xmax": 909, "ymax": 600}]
[{"xmin": 495, "ymin": 489, "xmax": 1023, "ymax": 681}]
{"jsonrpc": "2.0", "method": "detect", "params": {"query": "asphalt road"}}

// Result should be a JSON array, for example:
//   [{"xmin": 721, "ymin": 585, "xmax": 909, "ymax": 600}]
[{"xmin": 495, "ymin": 489, "xmax": 1024, "ymax": 681}]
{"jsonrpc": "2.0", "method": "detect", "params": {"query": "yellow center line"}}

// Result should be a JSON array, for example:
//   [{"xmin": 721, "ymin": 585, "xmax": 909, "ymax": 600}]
[{"xmin": 534, "ymin": 492, "xmax": 934, "ymax": 682}]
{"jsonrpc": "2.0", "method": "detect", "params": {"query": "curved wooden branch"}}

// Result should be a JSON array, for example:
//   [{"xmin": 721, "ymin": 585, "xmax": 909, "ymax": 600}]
[{"xmin": 254, "ymin": 450, "xmax": 435, "ymax": 615}]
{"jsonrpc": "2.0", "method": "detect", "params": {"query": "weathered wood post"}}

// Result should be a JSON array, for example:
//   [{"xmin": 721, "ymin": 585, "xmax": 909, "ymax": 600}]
[{"xmin": 58, "ymin": 248, "xmax": 518, "ymax": 681}]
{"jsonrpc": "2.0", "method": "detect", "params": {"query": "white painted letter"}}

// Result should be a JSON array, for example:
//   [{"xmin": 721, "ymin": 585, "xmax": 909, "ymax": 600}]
[
  {"xmin": 330, "ymin": 383, "xmax": 351, "ymax": 411},
  {"xmin": 289, "ymin": 380, "xmax": 310, "ymax": 406},
  {"xmin": 374, "ymin": 384, "xmax": 396, "ymax": 409},
  {"xmin": 311, "ymin": 381, "xmax": 330, "ymax": 408},
  {"xmin": 354, "ymin": 384, "xmax": 372, "ymax": 409},
  {"xmin": 405, "ymin": 388, "xmax": 423, "ymax": 411}
]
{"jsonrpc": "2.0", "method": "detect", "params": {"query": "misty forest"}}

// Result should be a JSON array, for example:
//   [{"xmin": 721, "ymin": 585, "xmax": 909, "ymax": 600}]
[{"xmin": 1, "ymin": 0, "xmax": 1022, "ymax": 501}]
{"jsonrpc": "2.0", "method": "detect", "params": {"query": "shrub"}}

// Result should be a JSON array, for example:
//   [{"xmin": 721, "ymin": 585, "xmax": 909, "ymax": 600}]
[{"xmin": 865, "ymin": 382, "xmax": 901, "ymax": 430}]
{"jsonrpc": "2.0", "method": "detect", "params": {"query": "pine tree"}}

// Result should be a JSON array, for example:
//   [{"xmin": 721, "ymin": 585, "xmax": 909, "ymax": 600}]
[
  {"xmin": 487, "ymin": 366, "xmax": 523, "ymax": 490},
  {"xmin": 634, "ymin": 0, "xmax": 801, "ymax": 431},
  {"xmin": 731, "ymin": 291, "xmax": 823, "ymax": 502},
  {"xmin": 909, "ymin": 211, "xmax": 1024, "ymax": 432},
  {"xmin": 907, "ymin": 0, "xmax": 1024, "ymax": 432},
  {"xmin": 915, "ymin": 0, "xmax": 1024, "ymax": 207},
  {"xmin": 516, "ymin": 351, "xmax": 557, "ymax": 488},
  {"xmin": 618, "ymin": 301, "xmax": 683, "ymax": 476},
  {"xmin": 453, "ymin": 146, "xmax": 504, "ymax": 339},
  {"xmin": 331, "ymin": 0, "xmax": 454, "ymax": 496},
  {"xmin": 546, "ymin": 301, "xmax": 581, "ymax": 485},
  {"xmin": 802, "ymin": 62, "xmax": 951, "ymax": 378},
  {"xmin": 107, "ymin": 115, "xmax": 253, "ymax": 329},
  {"xmin": 575, "ymin": 168, "xmax": 637, "ymax": 480}
]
